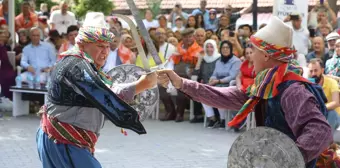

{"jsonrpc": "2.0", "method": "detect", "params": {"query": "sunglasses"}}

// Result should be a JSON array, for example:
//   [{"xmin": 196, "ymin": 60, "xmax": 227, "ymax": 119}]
[{"xmin": 246, "ymin": 43, "xmax": 253, "ymax": 48}]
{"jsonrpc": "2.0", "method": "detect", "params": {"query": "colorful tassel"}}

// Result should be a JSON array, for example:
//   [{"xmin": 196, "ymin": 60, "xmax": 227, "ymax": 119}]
[{"xmin": 121, "ymin": 128, "xmax": 128, "ymax": 136}]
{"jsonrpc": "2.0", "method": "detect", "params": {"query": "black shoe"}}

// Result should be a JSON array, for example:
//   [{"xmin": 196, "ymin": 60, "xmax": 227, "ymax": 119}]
[
  {"xmin": 219, "ymin": 119, "xmax": 226, "ymax": 129},
  {"xmin": 207, "ymin": 120, "xmax": 219, "ymax": 128},
  {"xmin": 190, "ymin": 117, "xmax": 204, "ymax": 123}
]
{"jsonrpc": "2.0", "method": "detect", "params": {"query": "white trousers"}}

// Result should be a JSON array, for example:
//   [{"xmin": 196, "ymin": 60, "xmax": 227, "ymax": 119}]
[
  {"xmin": 21, "ymin": 72, "xmax": 48, "ymax": 84},
  {"xmin": 202, "ymin": 103, "xmax": 227, "ymax": 119}
]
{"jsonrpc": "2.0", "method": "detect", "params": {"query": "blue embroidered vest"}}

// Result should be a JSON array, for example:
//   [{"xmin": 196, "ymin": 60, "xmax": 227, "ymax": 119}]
[{"xmin": 255, "ymin": 80, "xmax": 328, "ymax": 168}]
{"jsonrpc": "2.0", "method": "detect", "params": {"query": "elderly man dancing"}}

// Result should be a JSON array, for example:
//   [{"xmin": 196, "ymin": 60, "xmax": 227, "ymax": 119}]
[
  {"xmin": 158, "ymin": 16, "xmax": 333, "ymax": 168},
  {"xmin": 36, "ymin": 12, "xmax": 157, "ymax": 168}
]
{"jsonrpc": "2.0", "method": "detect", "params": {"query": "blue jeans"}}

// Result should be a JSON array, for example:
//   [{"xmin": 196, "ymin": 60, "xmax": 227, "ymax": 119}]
[
  {"xmin": 327, "ymin": 110, "xmax": 340, "ymax": 133},
  {"xmin": 36, "ymin": 128, "xmax": 102, "ymax": 168}
]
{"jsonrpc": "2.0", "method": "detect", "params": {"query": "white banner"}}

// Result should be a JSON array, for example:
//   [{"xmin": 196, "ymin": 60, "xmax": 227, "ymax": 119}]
[{"xmin": 273, "ymin": 0, "xmax": 309, "ymax": 28}]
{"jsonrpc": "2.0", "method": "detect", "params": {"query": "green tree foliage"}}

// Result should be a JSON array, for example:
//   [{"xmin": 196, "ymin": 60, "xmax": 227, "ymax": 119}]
[
  {"xmin": 15, "ymin": 0, "xmax": 24, "ymax": 15},
  {"xmin": 72, "ymin": 0, "xmax": 114, "ymax": 20},
  {"xmin": 145, "ymin": 0, "xmax": 162, "ymax": 19}
]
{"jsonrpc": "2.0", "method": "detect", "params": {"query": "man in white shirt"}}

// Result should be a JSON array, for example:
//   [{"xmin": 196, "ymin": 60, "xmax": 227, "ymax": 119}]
[
  {"xmin": 284, "ymin": 14, "xmax": 310, "ymax": 56},
  {"xmin": 156, "ymin": 28, "xmax": 177, "ymax": 61},
  {"xmin": 49, "ymin": 1, "xmax": 77, "ymax": 35},
  {"xmin": 155, "ymin": 27, "xmax": 177, "ymax": 121},
  {"xmin": 103, "ymin": 36, "xmax": 122, "ymax": 73},
  {"xmin": 142, "ymin": 9, "xmax": 159, "ymax": 30}
]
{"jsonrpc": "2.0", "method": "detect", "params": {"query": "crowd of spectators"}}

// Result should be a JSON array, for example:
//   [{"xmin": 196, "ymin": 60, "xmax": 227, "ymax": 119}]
[{"xmin": 1, "ymin": 0, "xmax": 340, "ymax": 132}]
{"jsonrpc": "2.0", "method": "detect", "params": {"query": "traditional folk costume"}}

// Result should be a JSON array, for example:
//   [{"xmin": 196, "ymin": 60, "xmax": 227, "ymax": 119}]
[
  {"xmin": 176, "ymin": 17, "xmax": 333, "ymax": 167},
  {"xmin": 36, "ymin": 12, "xmax": 145, "ymax": 168}
]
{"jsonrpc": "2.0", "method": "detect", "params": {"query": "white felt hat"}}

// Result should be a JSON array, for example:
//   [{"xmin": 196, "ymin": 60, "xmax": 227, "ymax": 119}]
[
  {"xmin": 253, "ymin": 16, "xmax": 293, "ymax": 48},
  {"xmin": 82, "ymin": 12, "xmax": 110, "ymax": 30},
  {"xmin": 326, "ymin": 32, "xmax": 340, "ymax": 41}
]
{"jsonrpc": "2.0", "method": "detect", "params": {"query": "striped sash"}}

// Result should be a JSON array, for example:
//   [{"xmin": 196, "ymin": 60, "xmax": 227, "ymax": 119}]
[{"xmin": 40, "ymin": 105, "xmax": 98, "ymax": 153}]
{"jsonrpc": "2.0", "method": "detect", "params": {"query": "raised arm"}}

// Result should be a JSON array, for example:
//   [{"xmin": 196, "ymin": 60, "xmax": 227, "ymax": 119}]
[{"xmin": 280, "ymin": 83, "xmax": 332, "ymax": 163}]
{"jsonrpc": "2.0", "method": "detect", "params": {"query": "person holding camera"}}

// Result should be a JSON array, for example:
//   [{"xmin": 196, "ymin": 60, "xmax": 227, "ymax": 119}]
[
  {"xmin": 308, "ymin": 0, "xmax": 337, "ymax": 31},
  {"xmin": 284, "ymin": 14, "xmax": 310, "ymax": 56},
  {"xmin": 168, "ymin": 2, "xmax": 189, "ymax": 28}
]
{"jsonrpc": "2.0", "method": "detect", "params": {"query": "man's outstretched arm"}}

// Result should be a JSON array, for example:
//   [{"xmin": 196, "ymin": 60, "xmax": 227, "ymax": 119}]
[{"xmin": 179, "ymin": 78, "xmax": 248, "ymax": 111}]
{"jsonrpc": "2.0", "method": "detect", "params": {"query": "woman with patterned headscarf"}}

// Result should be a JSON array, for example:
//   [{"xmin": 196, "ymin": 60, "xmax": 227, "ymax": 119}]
[{"xmin": 36, "ymin": 12, "xmax": 157, "ymax": 168}]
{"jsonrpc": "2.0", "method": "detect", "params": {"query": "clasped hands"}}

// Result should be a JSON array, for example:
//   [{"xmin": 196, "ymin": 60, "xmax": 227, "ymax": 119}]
[{"xmin": 136, "ymin": 70, "xmax": 183, "ymax": 93}]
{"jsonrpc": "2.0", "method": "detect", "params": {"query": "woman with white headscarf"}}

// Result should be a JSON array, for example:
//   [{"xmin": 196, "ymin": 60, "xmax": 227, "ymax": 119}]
[{"xmin": 193, "ymin": 39, "xmax": 223, "ymax": 128}]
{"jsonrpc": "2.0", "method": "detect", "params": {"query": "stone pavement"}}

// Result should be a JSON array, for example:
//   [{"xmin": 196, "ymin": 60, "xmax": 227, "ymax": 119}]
[{"xmin": 0, "ymin": 115, "xmax": 239, "ymax": 168}]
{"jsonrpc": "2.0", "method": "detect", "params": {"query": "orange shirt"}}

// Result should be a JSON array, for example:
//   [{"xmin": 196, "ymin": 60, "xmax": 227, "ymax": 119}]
[
  {"xmin": 173, "ymin": 41, "xmax": 203, "ymax": 65},
  {"xmin": 15, "ymin": 12, "xmax": 38, "ymax": 31}
]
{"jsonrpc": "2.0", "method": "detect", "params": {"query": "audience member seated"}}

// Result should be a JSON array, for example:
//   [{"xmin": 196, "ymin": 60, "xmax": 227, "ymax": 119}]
[
  {"xmin": 308, "ymin": 58, "xmax": 340, "ymax": 133},
  {"xmin": 326, "ymin": 39, "xmax": 340, "ymax": 77},
  {"xmin": 307, "ymin": 36, "xmax": 330, "ymax": 66},
  {"xmin": 205, "ymin": 29, "xmax": 214, "ymax": 39},
  {"xmin": 14, "ymin": 29, "xmax": 30, "ymax": 66},
  {"xmin": 49, "ymin": 1, "xmax": 77, "ymax": 35},
  {"xmin": 58, "ymin": 25, "xmax": 78, "ymax": 55},
  {"xmin": 194, "ymin": 13, "xmax": 205, "ymax": 29},
  {"xmin": 142, "ymin": 9, "xmax": 159, "ymax": 30},
  {"xmin": 45, "ymin": 30, "xmax": 62, "ymax": 54},
  {"xmin": 207, "ymin": 40, "xmax": 241, "ymax": 128},
  {"xmin": 119, "ymin": 34, "xmax": 136, "ymax": 64},
  {"xmin": 102, "ymin": 36, "xmax": 125, "ymax": 73},
  {"xmin": 167, "ymin": 37, "xmax": 179, "ymax": 48},
  {"xmin": 238, "ymin": 24, "xmax": 253, "ymax": 48},
  {"xmin": 171, "ymin": 28, "xmax": 203, "ymax": 122},
  {"xmin": 210, "ymin": 34, "xmax": 220, "ymax": 47},
  {"xmin": 186, "ymin": 15, "xmax": 197, "ymax": 29},
  {"xmin": 156, "ymin": 28, "xmax": 177, "ymax": 61},
  {"xmin": 20, "ymin": 27, "xmax": 56, "ymax": 84},
  {"xmin": 194, "ymin": 40, "xmax": 221, "ymax": 127},
  {"xmin": 194, "ymin": 28, "xmax": 206, "ymax": 47},
  {"xmin": 15, "ymin": 1, "xmax": 38, "ymax": 32},
  {"xmin": 325, "ymin": 32, "xmax": 340, "ymax": 57},
  {"xmin": 135, "ymin": 39, "xmax": 165, "ymax": 68},
  {"xmin": 0, "ymin": 27, "xmax": 15, "ymax": 100},
  {"xmin": 172, "ymin": 16, "xmax": 185, "ymax": 32},
  {"xmin": 205, "ymin": 9, "xmax": 218, "ymax": 32},
  {"xmin": 236, "ymin": 44, "xmax": 255, "ymax": 93}
]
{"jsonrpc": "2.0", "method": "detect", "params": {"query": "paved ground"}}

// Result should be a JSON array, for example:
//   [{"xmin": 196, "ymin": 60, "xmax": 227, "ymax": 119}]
[{"xmin": 0, "ymin": 114, "xmax": 239, "ymax": 168}]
